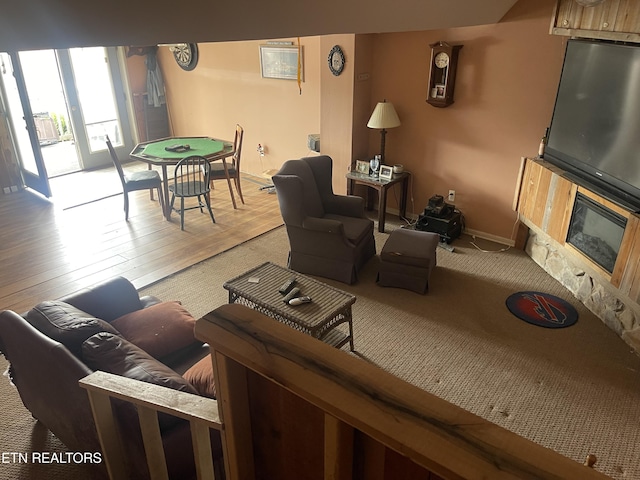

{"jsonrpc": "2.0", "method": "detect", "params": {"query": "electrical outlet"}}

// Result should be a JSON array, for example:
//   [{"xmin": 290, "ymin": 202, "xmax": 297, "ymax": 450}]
[
  {"xmin": 10, "ymin": 185, "xmax": 18, "ymax": 193},
  {"xmin": 257, "ymin": 144, "xmax": 265, "ymax": 156},
  {"xmin": 448, "ymin": 190, "xmax": 455, "ymax": 202},
  {"xmin": 3, "ymin": 187, "xmax": 10, "ymax": 194}
]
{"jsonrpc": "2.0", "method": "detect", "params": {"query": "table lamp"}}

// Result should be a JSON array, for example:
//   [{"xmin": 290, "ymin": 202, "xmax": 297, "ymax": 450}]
[{"xmin": 367, "ymin": 100, "xmax": 401, "ymax": 165}]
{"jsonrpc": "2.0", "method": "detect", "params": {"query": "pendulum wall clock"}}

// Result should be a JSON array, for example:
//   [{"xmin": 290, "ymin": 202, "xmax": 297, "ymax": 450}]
[{"xmin": 426, "ymin": 41, "xmax": 462, "ymax": 108}]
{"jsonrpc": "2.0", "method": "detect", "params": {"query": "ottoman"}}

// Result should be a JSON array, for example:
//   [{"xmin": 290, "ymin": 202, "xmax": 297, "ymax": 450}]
[{"xmin": 377, "ymin": 228, "xmax": 440, "ymax": 294}]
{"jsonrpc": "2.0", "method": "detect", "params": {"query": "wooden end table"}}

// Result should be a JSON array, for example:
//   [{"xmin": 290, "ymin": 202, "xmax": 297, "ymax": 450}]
[
  {"xmin": 346, "ymin": 171, "xmax": 409, "ymax": 232},
  {"xmin": 223, "ymin": 262, "xmax": 356, "ymax": 350}
]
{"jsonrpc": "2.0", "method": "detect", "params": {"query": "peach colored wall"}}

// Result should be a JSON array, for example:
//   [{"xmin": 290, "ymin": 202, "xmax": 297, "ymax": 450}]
[
  {"xmin": 320, "ymin": 35, "xmax": 356, "ymax": 193},
  {"xmin": 157, "ymin": 39, "xmax": 321, "ymax": 180},
  {"xmin": 148, "ymin": 0, "xmax": 566, "ymax": 240},
  {"xmin": 367, "ymin": 0, "xmax": 566, "ymax": 240}
]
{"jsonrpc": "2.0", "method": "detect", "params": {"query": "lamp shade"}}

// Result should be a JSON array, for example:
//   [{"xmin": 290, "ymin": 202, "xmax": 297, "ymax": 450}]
[{"xmin": 367, "ymin": 101, "xmax": 401, "ymax": 129}]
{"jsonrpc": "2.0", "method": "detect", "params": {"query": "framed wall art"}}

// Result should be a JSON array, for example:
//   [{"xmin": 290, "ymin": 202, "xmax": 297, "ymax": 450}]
[{"xmin": 260, "ymin": 44, "xmax": 303, "ymax": 81}]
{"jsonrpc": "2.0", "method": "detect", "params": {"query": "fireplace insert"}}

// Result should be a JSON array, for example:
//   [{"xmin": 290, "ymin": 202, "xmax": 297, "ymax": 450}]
[{"xmin": 566, "ymin": 193, "xmax": 626, "ymax": 274}]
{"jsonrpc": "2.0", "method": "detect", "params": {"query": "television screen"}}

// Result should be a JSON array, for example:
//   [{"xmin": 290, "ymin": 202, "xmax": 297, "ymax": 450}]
[{"xmin": 545, "ymin": 40, "xmax": 640, "ymax": 210}]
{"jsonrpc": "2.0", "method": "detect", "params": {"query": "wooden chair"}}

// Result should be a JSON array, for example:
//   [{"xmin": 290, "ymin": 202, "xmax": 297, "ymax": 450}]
[
  {"xmin": 169, "ymin": 155, "xmax": 216, "ymax": 230},
  {"xmin": 210, "ymin": 124, "xmax": 244, "ymax": 204},
  {"xmin": 106, "ymin": 135, "xmax": 164, "ymax": 221}
]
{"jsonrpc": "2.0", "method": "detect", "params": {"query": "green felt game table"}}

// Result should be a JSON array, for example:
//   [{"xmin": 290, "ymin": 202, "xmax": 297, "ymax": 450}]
[{"xmin": 130, "ymin": 136, "xmax": 236, "ymax": 220}]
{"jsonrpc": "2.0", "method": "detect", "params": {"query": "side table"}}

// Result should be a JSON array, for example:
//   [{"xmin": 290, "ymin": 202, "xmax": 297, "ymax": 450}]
[{"xmin": 346, "ymin": 171, "xmax": 409, "ymax": 233}]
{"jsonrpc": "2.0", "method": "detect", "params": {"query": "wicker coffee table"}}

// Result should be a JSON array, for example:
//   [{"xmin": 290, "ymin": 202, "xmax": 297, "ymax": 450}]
[{"xmin": 223, "ymin": 262, "xmax": 356, "ymax": 350}]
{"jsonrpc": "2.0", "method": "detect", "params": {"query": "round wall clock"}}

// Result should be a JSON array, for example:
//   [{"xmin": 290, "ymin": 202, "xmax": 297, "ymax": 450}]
[
  {"xmin": 328, "ymin": 45, "xmax": 345, "ymax": 76},
  {"xmin": 172, "ymin": 43, "xmax": 199, "ymax": 71},
  {"xmin": 434, "ymin": 52, "xmax": 449, "ymax": 69}
]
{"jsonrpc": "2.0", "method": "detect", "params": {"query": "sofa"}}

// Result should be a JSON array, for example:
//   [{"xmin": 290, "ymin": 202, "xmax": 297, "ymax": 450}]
[{"xmin": 0, "ymin": 276, "xmax": 221, "ymax": 479}]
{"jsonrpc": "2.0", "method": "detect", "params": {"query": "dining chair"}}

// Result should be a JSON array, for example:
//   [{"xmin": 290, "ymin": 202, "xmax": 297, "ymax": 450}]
[
  {"xmin": 169, "ymin": 155, "xmax": 216, "ymax": 230},
  {"xmin": 106, "ymin": 135, "xmax": 164, "ymax": 221},
  {"xmin": 210, "ymin": 124, "xmax": 244, "ymax": 204}
]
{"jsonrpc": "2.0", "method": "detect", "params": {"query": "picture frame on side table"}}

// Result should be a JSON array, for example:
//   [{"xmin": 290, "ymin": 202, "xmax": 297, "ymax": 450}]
[
  {"xmin": 355, "ymin": 160, "xmax": 370, "ymax": 174},
  {"xmin": 379, "ymin": 165, "xmax": 393, "ymax": 180}
]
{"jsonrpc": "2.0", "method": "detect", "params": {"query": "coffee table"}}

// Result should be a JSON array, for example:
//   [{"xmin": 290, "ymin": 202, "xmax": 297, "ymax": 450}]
[{"xmin": 223, "ymin": 262, "xmax": 356, "ymax": 350}]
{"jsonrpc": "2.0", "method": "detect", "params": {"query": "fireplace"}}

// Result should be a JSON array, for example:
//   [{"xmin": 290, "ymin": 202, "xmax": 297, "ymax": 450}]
[{"xmin": 566, "ymin": 193, "xmax": 627, "ymax": 274}]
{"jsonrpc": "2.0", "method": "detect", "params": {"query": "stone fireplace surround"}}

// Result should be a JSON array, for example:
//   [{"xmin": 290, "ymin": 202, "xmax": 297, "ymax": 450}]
[
  {"xmin": 515, "ymin": 157, "xmax": 640, "ymax": 356},
  {"xmin": 525, "ymin": 225, "xmax": 640, "ymax": 355}
]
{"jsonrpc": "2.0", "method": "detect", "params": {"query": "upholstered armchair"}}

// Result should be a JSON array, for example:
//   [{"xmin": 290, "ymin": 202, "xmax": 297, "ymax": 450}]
[{"xmin": 272, "ymin": 155, "xmax": 376, "ymax": 284}]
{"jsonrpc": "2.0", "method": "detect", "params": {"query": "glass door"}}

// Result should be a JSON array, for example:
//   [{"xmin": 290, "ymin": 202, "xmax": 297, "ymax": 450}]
[
  {"xmin": 58, "ymin": 47, "xmax": 134, "ymax": 170},
  {"xmin": 0, "ymin": 47, "xmax": 134, "ymax": 192},
  {"xmin": 0, "ymin": 52, "xmax": 52, "ymax": 197}
]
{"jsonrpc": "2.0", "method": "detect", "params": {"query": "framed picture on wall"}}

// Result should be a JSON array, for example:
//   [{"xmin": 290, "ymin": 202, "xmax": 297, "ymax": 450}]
[
  {"xmin": 260, "ymin": 44, "xmax": 304, "ymax": 81},
  {"xmin": 379, "ymin": 165, "xmax": 393, "ymax": 180},
  {"xmin": 355, "ymin": 160, "xmax": 370, "ymax": 174}
]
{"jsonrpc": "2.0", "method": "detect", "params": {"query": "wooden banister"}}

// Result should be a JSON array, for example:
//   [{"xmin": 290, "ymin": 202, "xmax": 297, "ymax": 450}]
[
  {"xmin": 79, "ymin": 370, "xmax": 221, "ymax": 480},
  {"xmin": 197, "ymin": 303, "xmax": 610, "ymax": 480}
]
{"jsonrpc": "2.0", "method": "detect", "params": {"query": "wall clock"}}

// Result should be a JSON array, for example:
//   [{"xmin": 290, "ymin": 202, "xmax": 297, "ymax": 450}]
[
  {"xmin": 171, "ymin": 43, "xmax": 199, "ymax": 71},
  {"xmin": 426, "ymin": 41, "xmax": 463, "ymax": 108},
  {"xmin": 328, "ymin": 45, "xmax": 345, "ymax": 76}
]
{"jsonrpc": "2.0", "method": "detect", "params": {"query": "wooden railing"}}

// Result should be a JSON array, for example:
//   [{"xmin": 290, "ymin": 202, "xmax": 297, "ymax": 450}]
[
  {"xmin": 196, "ymin": 303, "xmax": 610, "ymax": 480},
  {"xmin": 80, "ymin": 302, "xmax": 610, "ymax": 480},
  {"xmin": 79, "ymin": 371, "xmax": 221, "ymax": 480}
]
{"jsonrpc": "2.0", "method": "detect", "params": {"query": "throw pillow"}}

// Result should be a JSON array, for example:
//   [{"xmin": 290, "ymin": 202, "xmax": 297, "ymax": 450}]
[
  {"xmin": 183, "ymin": 356, "xmax": 217, "ymax": 399},
  {"xmin": 82, "ymin": 332, "xmax": 199, "ymax": 431},
  {"xmin": 82, "ymin": 332, "xmax": 198, "ymax": 395},
  {"xmin": 110, "ymin": 301, "xmax": 198, "ymax": 360},
  {"xmin": 25, "ymin": 301, "xmax": 121, "ymax": 358}
]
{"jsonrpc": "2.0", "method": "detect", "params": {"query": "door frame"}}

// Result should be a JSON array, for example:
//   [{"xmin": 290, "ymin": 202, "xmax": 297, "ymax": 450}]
[{"xmin": 8, "ymin": 52, "xmax": 51, "ymax": 197}]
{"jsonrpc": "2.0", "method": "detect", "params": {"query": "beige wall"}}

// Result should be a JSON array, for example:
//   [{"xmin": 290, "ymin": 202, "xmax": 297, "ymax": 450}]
[
  {"xmin": 138, "ymin": 0, "xmax": 566, "ymax": 241},
  {"xmin": 157, "ymin": 38, "xmax": 322, "ymax": 179},
  {"xmin": 366, "ymin": 0, "xmax": 566, "ymax": 240}
]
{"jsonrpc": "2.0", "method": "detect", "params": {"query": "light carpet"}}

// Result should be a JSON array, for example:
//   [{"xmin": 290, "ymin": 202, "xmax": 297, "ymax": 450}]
[{"xmin": 141, "ymin": 224, "xmax": 640, "ymax": 480}]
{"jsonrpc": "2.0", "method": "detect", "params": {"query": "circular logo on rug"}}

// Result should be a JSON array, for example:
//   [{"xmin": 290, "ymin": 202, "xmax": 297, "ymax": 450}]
[{"xmin": 505, "ymin": 291, "xmax": 578, "ymax": 328}]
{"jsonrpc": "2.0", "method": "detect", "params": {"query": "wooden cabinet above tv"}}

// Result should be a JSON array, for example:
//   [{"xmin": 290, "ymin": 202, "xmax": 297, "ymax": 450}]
[{"xmin": 551, "ymin": 0, "xmax": 640, "ymax": 43}]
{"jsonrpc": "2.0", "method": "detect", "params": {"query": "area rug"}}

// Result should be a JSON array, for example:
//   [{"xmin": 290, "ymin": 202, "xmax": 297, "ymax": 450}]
[{"xmin": 505, "ymin": 291, "xmax": 578, "ymax": 328}]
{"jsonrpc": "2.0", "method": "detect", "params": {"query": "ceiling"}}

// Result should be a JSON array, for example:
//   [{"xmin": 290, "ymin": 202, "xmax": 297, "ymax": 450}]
[{"xmin": 0, "ymin": 0, "xmax": 519, "ymax": 52}]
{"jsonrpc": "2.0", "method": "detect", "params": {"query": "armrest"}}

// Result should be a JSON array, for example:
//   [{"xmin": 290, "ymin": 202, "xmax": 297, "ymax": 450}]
[
  {"xmin": 140, "ymin": 295, "xmax": 162, "ymax": 309},
  {"xmin": 302, "ymin": 216, "xmax": 345, "ymax": 235},
  {"xmin": 323, "ymin": 194, "xmax": 365, "ymax": 218},
  {"xmin": 60, "ymin": 277, "xmax": 144, "ymax": 322}
]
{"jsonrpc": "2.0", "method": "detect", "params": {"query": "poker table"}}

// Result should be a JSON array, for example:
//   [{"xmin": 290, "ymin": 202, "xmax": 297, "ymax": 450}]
[{"xmin": 130, "ymin": 136, "xmax": 236, "ymax": 219}]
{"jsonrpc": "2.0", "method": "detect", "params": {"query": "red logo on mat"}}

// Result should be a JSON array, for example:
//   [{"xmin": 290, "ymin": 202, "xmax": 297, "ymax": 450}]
[{"xmin": 522, "ymin": 293, "xmax": 568, "ymax": 325}]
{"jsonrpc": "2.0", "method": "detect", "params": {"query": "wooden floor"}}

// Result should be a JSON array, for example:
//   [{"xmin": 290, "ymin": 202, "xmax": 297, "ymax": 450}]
[{"xmin": 0, "ymin": 173, "xmax": 282, "ymax": 314}]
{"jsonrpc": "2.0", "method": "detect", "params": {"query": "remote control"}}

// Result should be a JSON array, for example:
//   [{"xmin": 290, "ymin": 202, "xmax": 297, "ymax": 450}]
[
  {"xmin": 282, "ymin": 287, "xmax": 301, "ymax": 303},
  {"xmin": 289, "ymin": 296, "xmax": 312, "ymax": 306},
  {"xmin": 278, "ymin": 277, "xmax": 297, "ymax": 295}
]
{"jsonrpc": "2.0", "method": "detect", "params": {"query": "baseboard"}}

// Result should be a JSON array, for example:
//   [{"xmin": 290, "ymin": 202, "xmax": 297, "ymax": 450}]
[{"xmin": 464, "ymin": 228, "xmax": 514, "ymax": 247}]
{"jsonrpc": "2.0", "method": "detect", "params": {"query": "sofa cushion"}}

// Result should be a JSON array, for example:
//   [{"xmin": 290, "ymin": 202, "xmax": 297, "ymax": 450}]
[
  {"xmin": 82, "ymin": 332, "xmax": 199, "ymax": 431},
  {"xmin": 25, "ymin": 301, "xmax": 120, "ymax": 358},
  {"xmin": 110, "ymin": 301, "xmax": 199, "ymax": 360},
  {"xmin": 82, "ymin": 332, "xmax": 198, "ymax": 395},
  {"xmin": 183, "ymin": 356, "xmax": 217, "ymax": 399}
]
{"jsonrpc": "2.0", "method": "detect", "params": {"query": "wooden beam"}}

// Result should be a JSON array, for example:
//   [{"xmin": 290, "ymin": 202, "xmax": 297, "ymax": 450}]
[{"xmin": 80, "ymin": 370, "xmax": 221, "ymax": 427}]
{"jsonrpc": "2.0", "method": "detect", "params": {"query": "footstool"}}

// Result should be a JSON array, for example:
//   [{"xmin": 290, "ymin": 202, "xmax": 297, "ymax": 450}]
[{"xmin": 377, "ymin": 228, "xmax": 440, "ymax": 294}]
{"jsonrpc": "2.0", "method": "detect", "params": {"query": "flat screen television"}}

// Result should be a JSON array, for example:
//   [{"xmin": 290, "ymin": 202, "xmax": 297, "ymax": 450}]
[{"xmin": 544, "ymin": 39, "xmax": 640, "ymax": 211}]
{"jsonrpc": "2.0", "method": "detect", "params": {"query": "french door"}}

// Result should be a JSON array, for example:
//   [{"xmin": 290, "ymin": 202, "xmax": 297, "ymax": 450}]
[{"xmin": 0, "ymin": 47, "xmax": 134, "ymax": 197}]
